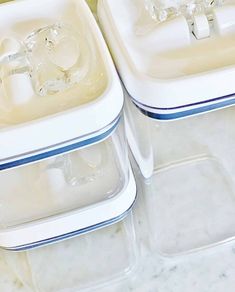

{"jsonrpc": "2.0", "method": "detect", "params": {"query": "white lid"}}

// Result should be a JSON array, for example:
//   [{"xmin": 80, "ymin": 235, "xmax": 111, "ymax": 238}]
[
  {"xmin": 0, "ymin": 0, "xmax": 123, "ymax": 163},
  {"xmin": 98, "ymin": 0, "xmax": 235, "ymax": 119}
]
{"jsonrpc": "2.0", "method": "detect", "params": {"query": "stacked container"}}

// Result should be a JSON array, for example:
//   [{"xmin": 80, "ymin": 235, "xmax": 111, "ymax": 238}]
[
  {"xmin": 98, "ymin": 0, "xmax": 235, "ymax": 255},
  {"xmin": 0, "ymin": 0, "xmax": 138, "ymax": 290}
]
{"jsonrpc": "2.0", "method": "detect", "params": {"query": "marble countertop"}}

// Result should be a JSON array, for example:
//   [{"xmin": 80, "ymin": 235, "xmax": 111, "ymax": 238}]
[
  {"xmin": 101, "ymin": 244, "xmax": 235, "ymax": 292},
  {"xmin": 2, "ymin": 214, "xmax": 235, "ymax": 292},
  {"xmin": 100, "ymin": 215, "xmax": 235, "ymax": 292}
]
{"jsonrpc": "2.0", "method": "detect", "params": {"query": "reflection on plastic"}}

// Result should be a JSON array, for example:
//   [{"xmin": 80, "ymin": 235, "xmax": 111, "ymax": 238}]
[{"xmin": 44, "ymin": 144, "xmax": 106, "ymax": 188}]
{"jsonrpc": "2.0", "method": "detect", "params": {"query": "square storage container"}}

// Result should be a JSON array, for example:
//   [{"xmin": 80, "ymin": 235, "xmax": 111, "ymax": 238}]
[
  {"xmin": 0, "ymin": 0, "xmax": 136, "ymax": 251},
  {"xmin": 98, "ymin": 0, "xmax": 235, "ymax": 255},
  {"xmin": 2, "ymin": 212, "xmax": 138, "ymax": 292}
]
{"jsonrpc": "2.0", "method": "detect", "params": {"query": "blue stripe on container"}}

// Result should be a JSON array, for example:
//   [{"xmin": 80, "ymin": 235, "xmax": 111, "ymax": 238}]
[
  {"xmin": 136, "ymin": 97, "xmax": 235, "ymax": 120},
  {"xmin": 0, "ymin": 119, "xmax": 119, "ymax": 171}
]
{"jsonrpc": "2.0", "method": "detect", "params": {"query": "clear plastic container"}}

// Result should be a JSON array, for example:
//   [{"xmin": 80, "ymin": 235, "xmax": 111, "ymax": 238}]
[
  {"xmin": 0, "ymin": 116, "xmax": 137, "ymax": 251},
  {"xmin": 0, "ymin": 0, "xmax": 136, "ymax": 251},
  {"xmin": 3, "ymin": 212, "xmax": 138, "ymax": 292},
  {"xmin": 98, "ymin": 0, "xmax": 235, "ymax": 254},
  {"xmin": 0, "ymin": 0, "xmax": 121, "ymax": 162},
  {"xmin": 126, "ymin": 95, "xmax": 235, "ymax": 255},
  {"xmin": 0, "ymin": 118, "xmax": 126, "ymax": 229}
]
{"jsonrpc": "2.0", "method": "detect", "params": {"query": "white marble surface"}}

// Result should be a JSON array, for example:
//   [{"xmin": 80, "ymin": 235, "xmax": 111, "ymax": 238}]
[
  {"xmin": 0, "ymin": 255, "xmax": 30, "ymax": 292},
  {"xmin": 100, "ymin": 243, "xmax": 235, "ymax": 292}
]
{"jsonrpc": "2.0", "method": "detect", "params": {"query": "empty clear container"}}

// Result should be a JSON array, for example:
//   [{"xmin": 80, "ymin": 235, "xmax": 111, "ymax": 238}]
[
  {"xmin": 98, "ymin": 0, "xmax": 235, "ymax": 254},
  {"xmin": 2, "ymin": 213, "xmax": 138, "ymax": 292},
  {"xmin": 0, "ymin": 0, "xmax": 136, "ymax": 250}
]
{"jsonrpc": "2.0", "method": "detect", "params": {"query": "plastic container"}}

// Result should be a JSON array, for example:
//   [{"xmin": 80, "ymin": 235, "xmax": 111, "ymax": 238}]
[
  {"xmin": 0, "ymin": 0, "xmax": 136, "ymax": 251},
  {"xmin": 3, "ymin": 212, "xmax": 138, "ymax": 292},
  {"xmin": 98, "ymin": 0, "xmax": 235, "ymax": 255}
]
